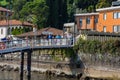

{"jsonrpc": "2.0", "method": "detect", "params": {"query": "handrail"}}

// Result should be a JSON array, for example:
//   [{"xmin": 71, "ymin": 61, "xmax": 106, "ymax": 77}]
[{"xmin": 0, "ymin": 38, "xmax": 73, "ymax": 50}]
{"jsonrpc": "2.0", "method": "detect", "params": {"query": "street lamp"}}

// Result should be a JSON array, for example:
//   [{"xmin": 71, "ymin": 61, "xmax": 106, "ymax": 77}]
[{"xmin": 33, "ymin": 25, "xmax": 37, "ymax": 46}]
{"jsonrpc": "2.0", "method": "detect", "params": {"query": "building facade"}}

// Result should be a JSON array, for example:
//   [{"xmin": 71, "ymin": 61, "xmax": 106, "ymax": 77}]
[
  {"xmin": 75, "ymin": 13, "xmax": 99, "ymax": 31},
  {"xmin": 0, "ymin": 7, "xmax": 12, "ymax": 20},
  {"xmin": 97, "ymin": 6, "xmax": 120, "ymax": 33},
  {"xmin": 75, "ymin": 6, "xmax": 120, "ymax": 33},
  {"xmin": 0, "ymin": 20, "xmax": 34, "ymax": 39}
]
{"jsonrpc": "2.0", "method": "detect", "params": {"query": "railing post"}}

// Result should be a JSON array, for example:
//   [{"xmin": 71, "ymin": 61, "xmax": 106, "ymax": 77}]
[
  {"xmin": 20, "ymin": 51, "xmax": 24, "ymax": 80},
  {"xmin": 27, "ymin": 49, "xmax": 32, "ymax": 80}
]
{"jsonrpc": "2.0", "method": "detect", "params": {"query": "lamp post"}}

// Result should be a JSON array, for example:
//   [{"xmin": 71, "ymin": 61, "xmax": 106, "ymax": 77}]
[
  {"xmin": 8, "ymin": 0, "xmax": 12, "ymax": 35},
  {"xmin": 33, "ymin": 26, "xmax": 37, "ymax": 46},
  {"xmin": 73, "ymin": 23, "xmax": 75, "ymax": 45}
]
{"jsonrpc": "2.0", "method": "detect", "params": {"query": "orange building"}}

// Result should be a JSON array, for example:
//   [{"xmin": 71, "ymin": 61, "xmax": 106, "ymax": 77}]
[
  {"xmin": 75, "ymin": 6, "xmax": 120, "ymax": 33},
  {"xmin": 97, "ymin": 6, "xmax": 120, "ymax": 33},
  {"xmin": 75, "ymin": 13, "xmax": 99, "ymax": 31}
]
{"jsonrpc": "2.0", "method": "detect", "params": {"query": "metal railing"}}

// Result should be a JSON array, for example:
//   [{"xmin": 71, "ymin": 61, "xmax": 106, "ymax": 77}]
[{"xmin": 0, "ymin": 38, "xmax": 73, "ymax": 50}]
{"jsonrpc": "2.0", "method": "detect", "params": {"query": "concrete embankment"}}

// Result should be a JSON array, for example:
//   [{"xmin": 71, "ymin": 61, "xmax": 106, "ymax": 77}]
[
  {"xmin": 78, "ymin": 53, "xmax": 120, "ymax": 79},
  {"xmin": 0, "ymin": 61, "xmax": 83, "ymax": 79},
  {"xmin": 1, "ymin": 50, "xmax": 120, "ymax": 80},
  {"xmin": 0, "ymin": 60, "xmax": 120, "ymax": 80}
]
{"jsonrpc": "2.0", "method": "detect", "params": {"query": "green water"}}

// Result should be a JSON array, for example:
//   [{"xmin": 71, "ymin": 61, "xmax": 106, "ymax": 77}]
[{"xmin": 0, "ymin": 71, "xmax": 77, "ymax": 80}]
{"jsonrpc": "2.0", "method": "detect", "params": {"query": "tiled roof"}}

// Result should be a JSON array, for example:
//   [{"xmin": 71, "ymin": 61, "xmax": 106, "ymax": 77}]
[
  {"xmin": 17, "ymin": 27, "xmax": 63, "ymax": 37},
  {"xmin": 0, "ymin": 20, "xmax": 34, "ymax": 27},
  {"xmin": 0, "ymin": 7, "xmax": 11, "ymax": 12}
]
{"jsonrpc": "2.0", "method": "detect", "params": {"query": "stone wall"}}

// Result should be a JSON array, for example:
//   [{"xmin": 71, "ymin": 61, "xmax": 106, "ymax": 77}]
[{"xmin": 78, "ymin": 52, "xmax": 120, "ymax": 79}]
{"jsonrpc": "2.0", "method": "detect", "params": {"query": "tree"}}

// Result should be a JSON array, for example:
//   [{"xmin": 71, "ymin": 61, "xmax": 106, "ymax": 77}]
[
  {"xmin": 96, "ymin": 0, "xmax": 116, "ymax": 9},
  {"xmin": 20, "ymin": 0, "xmax": 49, "ymax": 29},
  {"xmin": 12, "ymin": 0, "xmax": 27, "ymax": 19},
  {"xmin": 67, "ymin": 0, "xmax": 76, "ymax": 22},
  {"xmin": 46, "ymin": 0, "xmax": 68, "ymax": 29}
]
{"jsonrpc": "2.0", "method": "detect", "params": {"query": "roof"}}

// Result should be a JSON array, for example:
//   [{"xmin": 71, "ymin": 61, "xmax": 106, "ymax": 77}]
[
  {"xmin": 0, "ymin": 20, "xmax": 34, "ymax": 27},
  {"xmin": 0, "ymin": 7, "xmax": 11, "ymax": 12},
  {"xmin": 17, "ymin": 27, "xmax": 63, "ymax": 37},
  {"xmin": 64, "ymin": 23, "xmax": 75, "ymax": 27},
  {"xmin": 96, "ymin": 6, "xmax": 120, "ymax": 12},
  {"xmin": 74, "ymin": 13, "xmax": 99, "ymax": 16}
]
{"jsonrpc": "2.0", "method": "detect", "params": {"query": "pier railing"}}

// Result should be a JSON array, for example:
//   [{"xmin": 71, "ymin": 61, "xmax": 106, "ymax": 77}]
[{"xmin": 0, "ymin": 38, "xmax": 73, "ymax": 50}]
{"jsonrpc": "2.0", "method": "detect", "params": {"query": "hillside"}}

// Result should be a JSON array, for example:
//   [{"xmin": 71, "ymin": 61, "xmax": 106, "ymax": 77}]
[{"xmin": 0, "ymin": 0, "xmax": 117, "ymax": 29}]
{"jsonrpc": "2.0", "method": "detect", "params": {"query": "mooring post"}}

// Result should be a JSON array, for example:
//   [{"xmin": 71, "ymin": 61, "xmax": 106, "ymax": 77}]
[
  {"xmin": 27, "ymin": 50, "xmax": 32, "ymax": 80},
  {"xmin": 20, "ymin": 51, "xmax": 24, "ymax": 80}
]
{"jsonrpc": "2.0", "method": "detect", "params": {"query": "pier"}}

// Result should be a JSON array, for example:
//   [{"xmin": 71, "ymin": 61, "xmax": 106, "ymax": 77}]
[{"xmin": 0, "ymin": 38, "xmax": 73, "ymax": 80}]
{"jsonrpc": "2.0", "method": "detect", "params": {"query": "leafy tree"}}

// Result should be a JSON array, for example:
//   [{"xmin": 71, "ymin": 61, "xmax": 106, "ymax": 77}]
[
  {"xmin": 46, "ymin": 0, "xmax": 68, "ymax": 29},
  {"xmin": 96, "ymin": 0, "xmax": 116, "ymax": 9},
  {"xmin": 67, "ymin": 2, "xmax": 76, "ymax": 22},
  {"xmin": 12, "ymin": 0, "xmax": 27, "ymax": 19},
  {"xmin": 0, "ymin": 0, "xmax": 9, "ymax": 7},
  {"xmin": 0, "ymin": 0, "xmax": 117, "ymax": 30},
  {"xmin": 20, "ymin": 0, "xmax": 49, "ymax": 29}
]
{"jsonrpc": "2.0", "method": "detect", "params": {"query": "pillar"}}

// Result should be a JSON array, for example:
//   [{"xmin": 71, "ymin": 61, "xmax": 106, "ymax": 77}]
[
  {"xmin": 27, "ymin": 50, "xmax": 32, "ymax": 80},
  {"xmin": 20, "ymin": 51, "xmax": 24, "ymax": 80}
]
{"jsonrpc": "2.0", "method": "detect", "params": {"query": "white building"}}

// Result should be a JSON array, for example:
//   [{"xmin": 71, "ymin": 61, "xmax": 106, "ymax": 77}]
[
  {"xmin": 63, "ymin": 22, "xmax": 77, "ymax": 33},
  {"xmin": 0, "ymin": 19, "xmax": 34, "ymax": 39}
]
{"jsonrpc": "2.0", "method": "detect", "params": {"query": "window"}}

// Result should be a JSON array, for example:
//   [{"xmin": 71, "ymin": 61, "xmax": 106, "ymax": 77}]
[
  {"xmin": 113, "ymin": 25, "xmax": 120, "ymax": 32},
  {"xmin": 79, "ymin": 18, "xmax": 82, "ymax": 26},
  {"xmin": 113, "ymin": 26, "xmax": 118, "ymax": 32},
  {"xmin": 113, "ymin": 12, "xmax": 120, "ymax": 19},
  {"xmin": 95, "ymin": 17, "xmax": 98, "ymax": 23},
  {"xmin": 113, "ymin": 12, "xmax": 118, "ymax": 19},
  {"xmin": 86, "ymin": 17, "xmax": 90, "ymax": 24},
  {"xmin": 103, "ymin": 26, "xmax": 106, "ymax": 32},
  {"xmin": 103, "ymin": 13, "xmax": 107, "ymax": 20},
  {"xmin": 118, "ymin": 13, "xmax": 120, "ymax": 18},
  {"xmin": 1, "ymin": 29, "xmax": 3, "ymax": 34}
]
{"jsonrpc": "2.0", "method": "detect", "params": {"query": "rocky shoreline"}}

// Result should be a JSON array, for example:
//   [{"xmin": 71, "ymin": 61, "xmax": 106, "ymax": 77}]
[{"xmin": 0, "ymin": 62, "xmax": 83, "ymax": 79}]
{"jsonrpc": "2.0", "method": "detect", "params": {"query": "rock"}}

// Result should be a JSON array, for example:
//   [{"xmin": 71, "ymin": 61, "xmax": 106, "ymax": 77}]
[
  {"xmin": 6, "ymin": 65, "xmax": 13, "ymax": 71},
  {"xmin": 14, "ymin": 67, "xmax": 19, "ymax": 71},
  {"xmin": 58, "ymin": 72, "xmax": 65, "ymax": 77},
  {"xmin": 77, "ymin": 73, "xmax": 83, "ymax": 80},
  {"xmin": 46, "ymin": 70, "xmax": 52, "ymax": 76}
]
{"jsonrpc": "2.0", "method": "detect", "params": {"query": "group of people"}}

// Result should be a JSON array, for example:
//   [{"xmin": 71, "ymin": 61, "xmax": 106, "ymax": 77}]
[
  {"xmin": 47, "ymin": 34, "xmax": 62, "ymax": 39},
  {"xmin": 46, "ymin": 33, "xmax": 73, "ymax": 45}
]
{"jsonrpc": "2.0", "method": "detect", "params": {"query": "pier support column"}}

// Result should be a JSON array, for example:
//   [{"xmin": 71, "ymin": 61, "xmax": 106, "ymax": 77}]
[
  {"xmin": 20, "ymin": 51, "xmax": 24, "ymax": 80},
  {"xmin": 27, "ymin": 50, "xmax": 32, "ymax": 80}
]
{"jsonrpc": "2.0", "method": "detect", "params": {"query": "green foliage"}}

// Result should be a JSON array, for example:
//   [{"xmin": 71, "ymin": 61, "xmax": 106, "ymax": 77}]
[
  {"xmin": 46, "ymin": 0, "xmax": 68, "ymax": 29},
  {"xmin": 0, "ymin": 0, "xmax": 9, "ymax": 7},
  {"xmin": 11, "ymin": 28, "xmax": 23, "ymax": 35},
  {"xmin": 67, "ymin": 2, "xmax": 76, "ymax": 22},
  {"xmin": 47, "ymin": 48, "xmax": 75, "ymax": 61},
  {"xmin": 96, "ymin": 0, "xmax": 112, "ymax": 9},
  {"xmin": 12, "ymin": 0, "xmax": 27, "ymax": 19},
  {"xmin": 0, "ymin": 0, "xmax": 116, "ymax": 29},
  {"xmin": 74, "ymin": 38, "xmax": 120, "ymax": 55},
  {"xmin": 20, "ymin": 0, "xmax": 49, "ymax": 29},
  {"xmin": 11, "ymin": 27, "xmax": 31, "ymax": 35}
]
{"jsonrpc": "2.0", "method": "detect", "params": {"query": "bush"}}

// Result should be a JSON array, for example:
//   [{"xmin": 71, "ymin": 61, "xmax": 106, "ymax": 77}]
[{"xmin": 74, "ymin": 38, "xmax": 120, "ymax": 55}]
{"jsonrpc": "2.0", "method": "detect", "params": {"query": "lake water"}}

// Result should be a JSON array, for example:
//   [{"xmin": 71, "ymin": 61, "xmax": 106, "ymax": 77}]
[{"xmin": 0, "ymin": 71, "xmax": 77, "ymax": 80}]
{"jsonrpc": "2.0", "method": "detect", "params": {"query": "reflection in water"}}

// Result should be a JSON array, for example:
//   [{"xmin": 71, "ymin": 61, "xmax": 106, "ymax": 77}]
[{"xmin": 0, "ymin": 71, "xmax": 77, "ymax": 80}]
